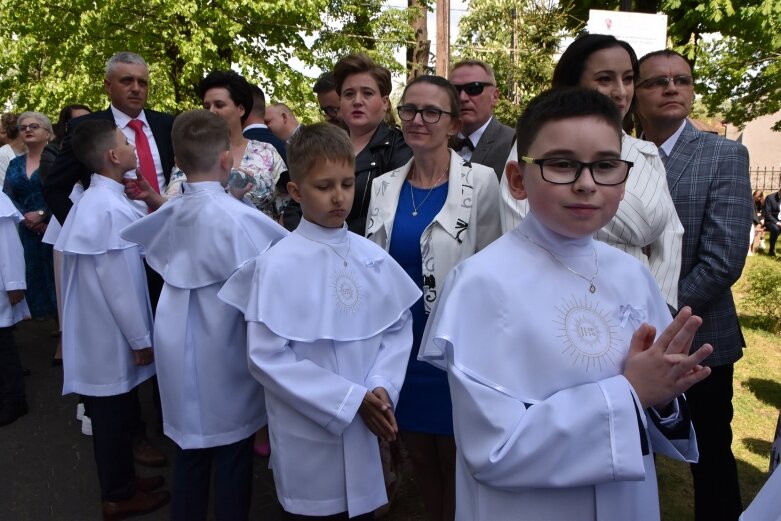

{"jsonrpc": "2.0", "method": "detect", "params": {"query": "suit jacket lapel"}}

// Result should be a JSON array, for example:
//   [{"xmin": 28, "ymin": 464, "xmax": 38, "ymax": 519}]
[{"xmin": 470, "ymin": 117, "xmax": 498, "ymax": 166}]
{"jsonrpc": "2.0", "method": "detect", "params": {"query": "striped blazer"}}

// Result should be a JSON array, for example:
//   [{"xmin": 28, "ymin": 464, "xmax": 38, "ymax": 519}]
[
  {"xmin": 664, "ymin": 120, "xmax": 752, "ymax": 367},
  {"xmin": 499, "ymin": 133, "xmax": 684, "ymax": 309}
]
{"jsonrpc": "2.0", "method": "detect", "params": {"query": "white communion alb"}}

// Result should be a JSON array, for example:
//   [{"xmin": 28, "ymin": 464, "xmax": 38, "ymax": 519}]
[
  {"xmin": 219, "ymin": 218, "xmax": 421, "ymax": 518},
  {"xmin": 420, "ymin": 212, "xmax": 698, "ymax": 521},
  {"xmin": 121, "ymin": 181, "xmax": 288, "ymax": 449},
  {"xmin": 0, "ymin": 191, "xmax": 30, "ymax": 326},
  {"xmin": 55, "ymin": 174, "xmax": 154, "ymax": 396}
]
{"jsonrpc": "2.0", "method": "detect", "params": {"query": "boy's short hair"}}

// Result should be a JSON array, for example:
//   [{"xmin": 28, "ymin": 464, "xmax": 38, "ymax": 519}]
[
  {"xmin": 172, "ymin": 110, "xmax": 230, "ymax": 174},
  {"xmin": 286, "ymin": 123, "xmax": 354, "ymax": 183},
  {"xmin": 71, "ymin": 120, "xmax": 120, "ymax": 173},
  {"xmin": 516, "ymin": 87, "xmax": 622, "ymax": 157}
]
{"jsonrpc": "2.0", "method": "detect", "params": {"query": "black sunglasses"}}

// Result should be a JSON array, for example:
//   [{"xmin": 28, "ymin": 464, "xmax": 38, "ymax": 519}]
[{"xmin": 452, "ymin": 81, "xmax": 493, "ymax": 96}]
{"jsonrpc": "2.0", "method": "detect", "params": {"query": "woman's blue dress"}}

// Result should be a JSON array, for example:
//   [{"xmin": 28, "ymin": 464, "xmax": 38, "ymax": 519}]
[
  {"xmin": 2, "ymin": 155, "xmax": 57, "ymax": 318},
  {"xmin": 389, "ymin": 180, "xmax": 452, "ymax": 436}
]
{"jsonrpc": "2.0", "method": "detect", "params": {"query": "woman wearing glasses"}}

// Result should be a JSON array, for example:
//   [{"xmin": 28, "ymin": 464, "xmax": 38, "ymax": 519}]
[
  {"xmin": 500, "ymin": 34, "xmax": 683, "ymax": 310},
  {"xmin": 333, "ymin": 54, "xmax": 411, "ymax": 234},
  {"xmin": 2, "ymin": 112, "xmax": 58, "ymax": 320},
  {"xmin": 366, "ymin": 75, "xmax": 501, "ymax": 521}
]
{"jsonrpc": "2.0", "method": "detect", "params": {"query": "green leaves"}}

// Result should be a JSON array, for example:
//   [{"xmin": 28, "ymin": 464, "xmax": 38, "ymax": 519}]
[{"xmin": 455, "ymin": 0, "xmax": 572, "ymax": 125}]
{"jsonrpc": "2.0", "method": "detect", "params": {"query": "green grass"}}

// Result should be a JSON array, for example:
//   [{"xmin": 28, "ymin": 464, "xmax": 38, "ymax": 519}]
[{"xmin": 659, "ymin": 254, "xmax": 781, "ymax": 520}]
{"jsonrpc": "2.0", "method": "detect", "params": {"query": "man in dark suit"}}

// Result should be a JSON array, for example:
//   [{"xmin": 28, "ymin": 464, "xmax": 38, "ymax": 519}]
[
  {"xmin": 448, "ymin": 59, "xmax": 515, "ymax": 179},
  {"xmin": 43, "ymin": 51, "xmax": 172, "ymax": 520},
  {"xmin": 636, "ymin": 49, "xmax": 752, "ymax": 521},
  {"xmin": 44, "ymin": 52, "xmax": 174, "ymax": 222},
  {"xmin": 242, "ymin": 84, "xmax": 287, "ymax": 160},
  {"xmin": 763, "ymin": 187, "xmax": 781, "ymax": 256}
]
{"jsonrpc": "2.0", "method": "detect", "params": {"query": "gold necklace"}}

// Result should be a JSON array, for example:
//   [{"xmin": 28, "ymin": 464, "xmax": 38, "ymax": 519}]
[
  {"xmin": 522, "ymin": 234, "xmax": 599, "ymax": 293},
  {"xmin": 409, "ymin": 164, "xmax": 448, "ymax": 217}
]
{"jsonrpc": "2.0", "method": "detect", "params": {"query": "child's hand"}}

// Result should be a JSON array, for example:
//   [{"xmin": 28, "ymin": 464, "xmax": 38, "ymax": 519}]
[
  {"xmin": 124, "ymin": 176, "xmax": 165, "ymax": 211},
  {"xmin": 359, "ymin": 387, "xmax": 398, "ymax": 442},
  {"xmin": 7, "ymin": 290, "xmax": 24, "ymax": 305},
  {"xmin": 132, "ymin": 347, "xmax": 154, "ymax": 366},
  {"xmin": 228, "ymin": 176, "xmax": 255, "ymax": 200},
  {"xmin": 624, "ymin": 306, "xmax": 712, "ymax": 409}
]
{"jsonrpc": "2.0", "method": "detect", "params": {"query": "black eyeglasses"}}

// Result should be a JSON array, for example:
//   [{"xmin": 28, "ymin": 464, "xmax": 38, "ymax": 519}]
[
  {"xmin": 452, "ymin": 81, "xmax": 493, "ymax": 96},
  {"xmin": 320, "ymin": 106, "xmax": 339, "ymax": 117},
  {"xmin": 397, "ymin": 105, "xmax": 453, "ymax": 124},
  {"xmin": 637, "ymin": 75, "xmax": 694, "ymax": 90},
  {"xmin": 18, "ymin": 123, "xmax": 42, "ymax": 132},
  {"xmin": 521, "ymin": 156, "xmax": 633, "ymax": 186}
]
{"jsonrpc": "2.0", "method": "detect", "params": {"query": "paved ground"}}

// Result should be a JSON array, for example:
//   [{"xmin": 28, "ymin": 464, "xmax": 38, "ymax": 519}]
[{"xmin": 0, "ymin": 318, "xmax": 424, "ymax": 520}]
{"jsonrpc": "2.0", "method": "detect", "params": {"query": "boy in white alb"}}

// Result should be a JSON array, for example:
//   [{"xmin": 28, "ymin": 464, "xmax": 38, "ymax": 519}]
[
  {"xmin": 219, "ymin": 123, "xmax": 421, "ymax": 520},
  {"xmin": 420, "ymin": 88, "xmax": 713, "ymax": 521},
  {"xmin": 55, "ymin": 120, "xmax": 169, "ymax": 519},
  {"xmin": 121, "ymin": 110, "xmax": 288, "ymax": 520},
  {"xmin": 0, "ymin": 190, "xmax": 30, "ymax": 427}
]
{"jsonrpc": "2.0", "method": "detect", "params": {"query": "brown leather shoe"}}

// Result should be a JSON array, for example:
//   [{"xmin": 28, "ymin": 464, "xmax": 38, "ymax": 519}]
[
  {"xmin": 132, "ymin": 438, "xmax": 167, "ymax": 467},
  {"xmin": 102, "ymin": 489, "xmax": 170, "ymax": 521},
  {"xmin": 135, "ymin": 474, "xmax": 164, "ymax": 492}
]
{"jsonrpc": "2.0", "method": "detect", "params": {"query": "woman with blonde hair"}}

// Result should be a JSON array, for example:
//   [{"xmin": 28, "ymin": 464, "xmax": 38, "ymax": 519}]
[{"xmin": 2, "ymin": 111, "xmax": 57, "ymax": 320}]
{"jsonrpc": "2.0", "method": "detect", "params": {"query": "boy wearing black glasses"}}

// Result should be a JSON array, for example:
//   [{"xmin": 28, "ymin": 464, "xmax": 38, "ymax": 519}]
[
  {"xmin": 420, "ymin": 87, "xmax": 710, "ymax": 521},
  {"xmin": 448, "ymin": 59, "xmax": 515, "ymax": 179}
]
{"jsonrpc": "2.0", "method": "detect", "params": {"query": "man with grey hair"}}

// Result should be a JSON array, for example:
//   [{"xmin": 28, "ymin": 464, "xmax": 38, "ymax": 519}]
[
  {"xmin": 448, "ymin": 59, "xmax": 515, "ymax": 179},
  {"xmin": 44, "ymin": 51, "xmax": 174, "ymax": 221}
]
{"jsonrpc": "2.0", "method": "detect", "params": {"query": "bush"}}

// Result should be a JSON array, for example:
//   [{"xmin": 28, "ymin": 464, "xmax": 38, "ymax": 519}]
[{"xmin": 743, "ymin": 259, "xmax": 781, "ymax": 331}]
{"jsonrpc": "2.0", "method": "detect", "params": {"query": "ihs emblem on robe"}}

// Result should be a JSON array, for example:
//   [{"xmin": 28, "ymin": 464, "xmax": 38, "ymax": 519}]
[
  {"xmin": 332, "ymin": 269, "xmax": 361, "ymax": 313},
  {"xmin": 555, "ymin": 296, "xmax": 619, "ymax": 371}
]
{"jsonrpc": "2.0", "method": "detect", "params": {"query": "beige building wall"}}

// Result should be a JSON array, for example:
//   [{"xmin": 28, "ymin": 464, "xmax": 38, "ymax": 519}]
[{"xmin": 724, "ymin": 111, "xmax": 781, "ymax": 190}]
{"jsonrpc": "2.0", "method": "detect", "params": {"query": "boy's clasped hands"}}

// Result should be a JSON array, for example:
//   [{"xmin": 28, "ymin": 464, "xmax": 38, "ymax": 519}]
[
  {"xmin": 624, "ymin": 306, "xmax": 713, "ymax": 411},
  {"xmin": 359, "ymin": 387, "xmax": 398, "ymax": 442}
]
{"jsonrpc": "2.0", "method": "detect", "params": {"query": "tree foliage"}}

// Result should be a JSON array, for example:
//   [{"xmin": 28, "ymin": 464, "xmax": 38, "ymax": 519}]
[
  {"xmin": 562, "ymin": 0, "xmax": 781, "ymax": 129},
  {"xmin": 454, "ymin": 0, "xmax": 572, "ymax": 126},
  {"xmin": 0, "ymin": 0, "xmax": 414, "ymax": 122}
]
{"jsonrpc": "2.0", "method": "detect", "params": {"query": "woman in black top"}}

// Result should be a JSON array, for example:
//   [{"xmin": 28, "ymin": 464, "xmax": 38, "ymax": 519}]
[{"xmin": 333, "ymin": 54, "xmax": 411, "ymax": 234}]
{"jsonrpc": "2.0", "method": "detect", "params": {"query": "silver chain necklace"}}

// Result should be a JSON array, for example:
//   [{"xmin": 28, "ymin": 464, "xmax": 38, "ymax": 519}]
[
  {"xmin": 409, "ymin": 164, "xmax": 448, "ymax": 217},
  {"xmin": 302, "ymin": 234, "xmax": 351, "ymax": 267},
  {"xmin": 523, "ymin": 234, "xmax": 599, "ymax": 293}
]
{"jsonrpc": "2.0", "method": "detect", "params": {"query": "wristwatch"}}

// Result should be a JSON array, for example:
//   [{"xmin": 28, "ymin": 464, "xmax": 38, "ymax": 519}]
[{"xmin": 37, "ymin": 210, "xmax": 45, "ymax": 217}]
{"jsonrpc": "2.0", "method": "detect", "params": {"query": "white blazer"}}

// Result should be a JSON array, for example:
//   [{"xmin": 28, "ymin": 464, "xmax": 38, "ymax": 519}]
[{"xmin": 366, "ymin": 150, "xmax": 502, "ymax": 313}]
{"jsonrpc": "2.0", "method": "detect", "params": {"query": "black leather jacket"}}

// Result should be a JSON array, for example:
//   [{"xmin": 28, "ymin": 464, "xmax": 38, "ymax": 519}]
[{"xmin": 347, "ymin": 123, "xmax": 411, "ymax": 234}]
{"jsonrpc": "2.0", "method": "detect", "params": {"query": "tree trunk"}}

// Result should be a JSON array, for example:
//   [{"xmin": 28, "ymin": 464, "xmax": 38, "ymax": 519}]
[{"xmin": 407, "ymin": 0, "xmax": 430, "ymax": 81}]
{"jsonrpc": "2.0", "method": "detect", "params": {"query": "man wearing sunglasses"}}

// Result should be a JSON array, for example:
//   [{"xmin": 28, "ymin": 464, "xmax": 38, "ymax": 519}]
[
  {"xmin": 448, "ymin": 60, "xmax": 515, "ymax": 179},
  {"xmin": 635, "ymin": 49, "xmax": 752, "ymax": 521}
]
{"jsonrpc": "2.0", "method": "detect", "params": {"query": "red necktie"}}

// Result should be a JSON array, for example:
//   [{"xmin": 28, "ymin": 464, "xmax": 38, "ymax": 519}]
[{"xmin": 128, "ymin": 119, "xmax": 160, "ymax": 193}]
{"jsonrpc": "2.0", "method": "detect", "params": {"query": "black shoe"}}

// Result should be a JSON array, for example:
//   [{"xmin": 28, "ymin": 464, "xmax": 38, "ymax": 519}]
[{"xmin": 0, "ymin": 400, "xmax": 29, "ymax": 427}]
